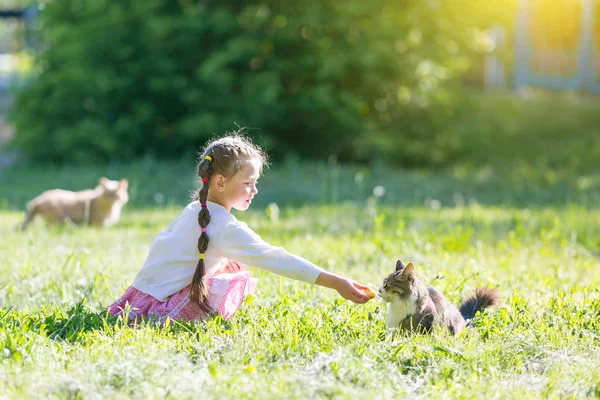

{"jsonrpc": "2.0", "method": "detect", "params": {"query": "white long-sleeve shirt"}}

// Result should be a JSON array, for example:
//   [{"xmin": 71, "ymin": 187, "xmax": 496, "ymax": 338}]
[{"xmin": 132, "ymin": 201, "xmax": 323, "ymax": 301}]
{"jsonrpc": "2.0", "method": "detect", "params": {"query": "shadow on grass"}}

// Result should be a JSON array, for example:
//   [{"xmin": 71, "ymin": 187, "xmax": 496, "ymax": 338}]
[{"xmin": 0, "ymin": 299, "xmax": 225, "ymax": 346}]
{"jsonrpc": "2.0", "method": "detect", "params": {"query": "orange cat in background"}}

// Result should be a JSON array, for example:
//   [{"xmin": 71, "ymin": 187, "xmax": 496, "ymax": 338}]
[{"xmin": 20, "ymin": 177, "xmax": 129, "ymax": 230}]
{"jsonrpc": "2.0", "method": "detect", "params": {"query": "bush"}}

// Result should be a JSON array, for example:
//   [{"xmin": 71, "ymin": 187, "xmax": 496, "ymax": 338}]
[{"xmin": 11, "ymin": 0, "xmax": 509, "ymax": 164}]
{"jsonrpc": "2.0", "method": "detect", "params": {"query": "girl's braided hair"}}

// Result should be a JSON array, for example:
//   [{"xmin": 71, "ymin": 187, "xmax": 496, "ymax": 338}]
[{"xmin": 190, "ymin": 131, "xmax": 268, "ymax": 314}]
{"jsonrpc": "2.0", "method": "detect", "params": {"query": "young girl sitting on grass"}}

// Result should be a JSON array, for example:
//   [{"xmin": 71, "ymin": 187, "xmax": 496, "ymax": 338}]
[{"xmin": 107, "ymin": 132, "xmax": 373, "ymax": 322}]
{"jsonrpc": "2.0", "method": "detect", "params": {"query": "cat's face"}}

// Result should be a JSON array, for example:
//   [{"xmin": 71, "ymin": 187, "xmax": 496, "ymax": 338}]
[
  {"xmin": 99, "ymin": 178, "xmax": 129, "ymax": 203},
  {"xmin": 378, "ymin": 260, "xmax": 415, "ymax": 302}
]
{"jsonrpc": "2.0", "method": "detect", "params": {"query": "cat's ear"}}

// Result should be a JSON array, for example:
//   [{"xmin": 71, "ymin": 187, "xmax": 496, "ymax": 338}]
[
  {"xmin": 99, "ymin": 177, "xmax": 108, "ymax": 187},
  {"xmin": 404, "ymin": 263, "xmax": 415, "ymax": 275},
  {"xmin": 119, "ymin": 179, "xmax": 129, "ymax": 189},
  {"xmin": 401, "ymin": 263, "xmax": 415, "ymax": 276},
  {"xmin": 395, "ymin": 260, "xmax": 406, "ymax": 272}
]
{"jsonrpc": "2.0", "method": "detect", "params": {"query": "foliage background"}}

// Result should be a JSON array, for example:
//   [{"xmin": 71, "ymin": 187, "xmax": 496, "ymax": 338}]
[{"xmin": 10, "ymin": 0, "xmax": 517, "ymax": 165}]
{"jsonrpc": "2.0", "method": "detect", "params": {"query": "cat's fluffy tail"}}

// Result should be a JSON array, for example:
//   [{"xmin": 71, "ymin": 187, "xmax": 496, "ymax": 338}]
[{"xmin": 459, "ymin": 287, "xmax": 499, "ymax": 321}]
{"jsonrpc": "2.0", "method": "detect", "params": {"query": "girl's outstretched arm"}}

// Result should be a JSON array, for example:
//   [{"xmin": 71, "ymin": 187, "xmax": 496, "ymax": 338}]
[
  {"xmin": 315, "ymin": 271, "xmax": 372, "ymax": 303},
  {"xmin": 220, "ymin": 220, "xmax": 372, "ymax": 304}
]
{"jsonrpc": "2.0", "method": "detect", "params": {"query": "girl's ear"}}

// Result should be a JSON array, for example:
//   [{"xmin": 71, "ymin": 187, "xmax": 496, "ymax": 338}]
[{"xmin": 212, "ymin": 174, "xmax": 227, "ymax": 192}]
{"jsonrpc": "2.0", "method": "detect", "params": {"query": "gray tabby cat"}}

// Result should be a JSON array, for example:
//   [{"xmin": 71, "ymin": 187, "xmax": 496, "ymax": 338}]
[{"xmin": 379, "ymin": 260, "xmax": 499, "ymax": 335}]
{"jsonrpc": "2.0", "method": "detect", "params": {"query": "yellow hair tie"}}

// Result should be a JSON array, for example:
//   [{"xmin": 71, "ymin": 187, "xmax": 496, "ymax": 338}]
[
  {"xmin": 204, "ymin": 155, "xmax": 213, "ymax": 162},
  {"xmin": 199, "ymin": 253, "xmax": 205, "ymax": 259}
]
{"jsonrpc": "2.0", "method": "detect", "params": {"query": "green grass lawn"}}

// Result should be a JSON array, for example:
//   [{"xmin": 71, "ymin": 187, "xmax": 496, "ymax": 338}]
[{"xmin": 0, "ymin": 158, "xmax": 599, "ymax": 398}]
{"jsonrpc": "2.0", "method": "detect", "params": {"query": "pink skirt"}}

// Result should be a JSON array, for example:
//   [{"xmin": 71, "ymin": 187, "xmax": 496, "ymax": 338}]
[{"xmin": 107, "ymin": 271, "xmax": 257, "ymax": 323}]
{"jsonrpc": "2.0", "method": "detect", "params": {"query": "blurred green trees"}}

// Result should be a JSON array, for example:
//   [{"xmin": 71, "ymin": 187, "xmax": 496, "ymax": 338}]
[{"xmin": 11, "ymin": 0, "xmax": 511, "ymax": 164}]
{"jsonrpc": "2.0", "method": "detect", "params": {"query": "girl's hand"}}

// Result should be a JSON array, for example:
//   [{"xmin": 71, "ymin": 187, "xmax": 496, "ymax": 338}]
[
  {"xmin": 226, "ymin": 260, "xmax": 244, "ymax": 273},
  {"xmin": 216, "ymin": 260, "xmax": 244, "ymax": 274},
  {"xmin": 335, "ymin": 279, "xmax": 372, "ymax": 303},
  {"xmin": 315, "ymin": 272, "xmax": 372, "ymax": 304}
]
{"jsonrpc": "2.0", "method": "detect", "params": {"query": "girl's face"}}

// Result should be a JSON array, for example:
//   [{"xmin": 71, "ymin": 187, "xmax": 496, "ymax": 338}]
[{"xmin": 214, "ymin": 158, "xmax": 261, "ymax": 212}]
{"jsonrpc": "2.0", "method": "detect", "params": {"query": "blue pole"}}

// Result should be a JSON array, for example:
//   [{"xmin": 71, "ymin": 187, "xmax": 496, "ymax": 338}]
[
  {"xmin": 574, "ymin": 0, "xmax": 594, "ymax": 91},
  {"xmin": 514, "ymin": 0, "xmax": 530, "ymax": 90}
]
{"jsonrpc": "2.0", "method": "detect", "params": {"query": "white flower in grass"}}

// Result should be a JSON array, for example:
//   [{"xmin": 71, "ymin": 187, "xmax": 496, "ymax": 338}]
[
  {"xmin": 266, "ymin": 202, "xmax": 280, "ymax": 222},
  {"xmin": 154, "ymin": 192, "xmax": 165, "ymax": 204},
  {"xmin": 428, "ymin": 199, "xmax": 441, "ymax": 210},
  {"xmin": 373, "ymin": 186, "xmax": 386, "ymax": 198}
]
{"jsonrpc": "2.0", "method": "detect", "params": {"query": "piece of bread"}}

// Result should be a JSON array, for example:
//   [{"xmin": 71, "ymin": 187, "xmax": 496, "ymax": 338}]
[{"xmin": 363, "ymin": 287, "xmax": 376, "ymax": 299}]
